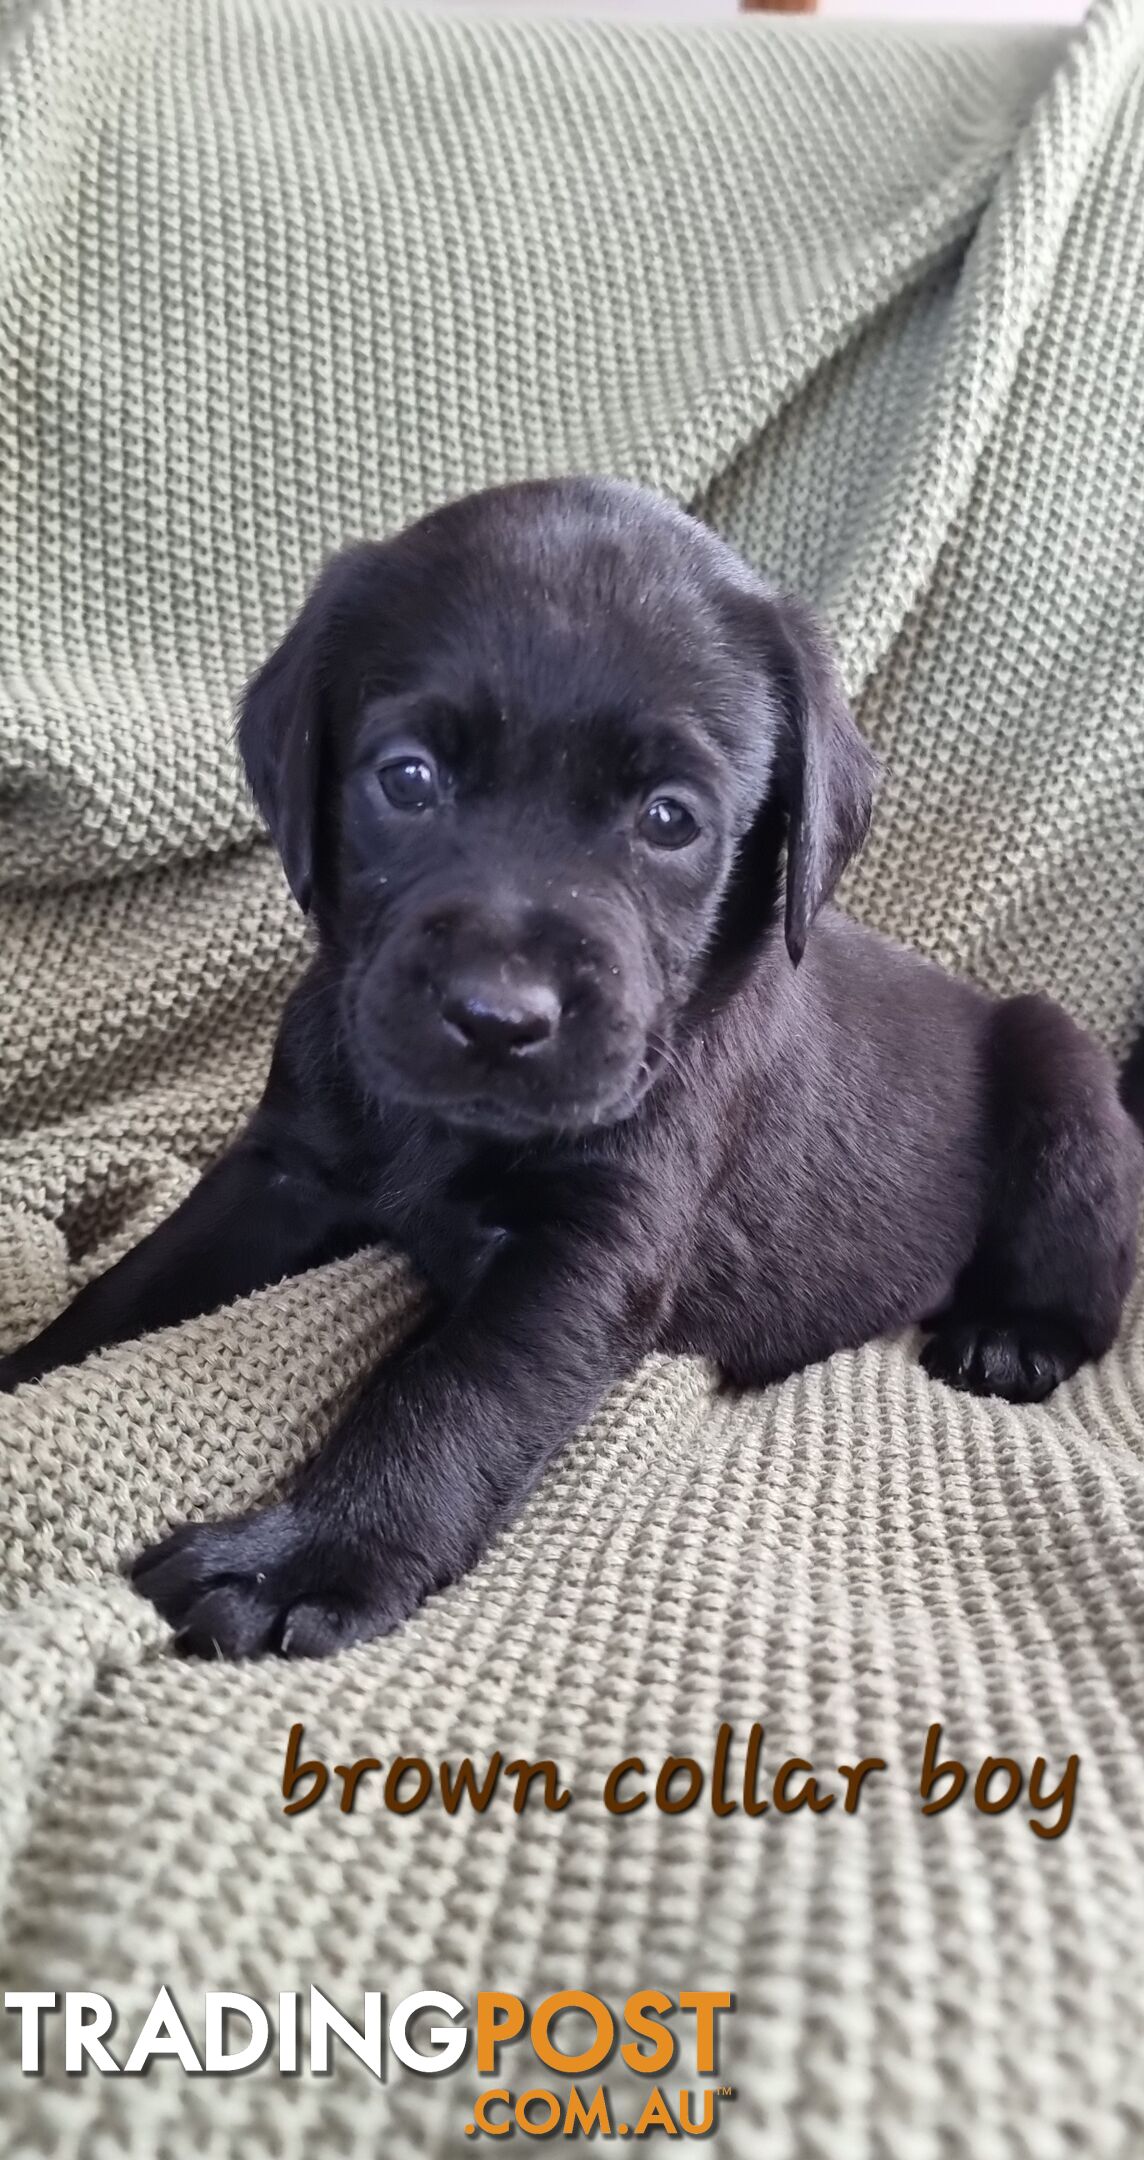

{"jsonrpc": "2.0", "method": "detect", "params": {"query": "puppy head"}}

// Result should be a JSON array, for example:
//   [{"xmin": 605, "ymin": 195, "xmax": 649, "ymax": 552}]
[{"xmin": 239, "ymin": 478, "xmax": 876, "ymax": 1138}]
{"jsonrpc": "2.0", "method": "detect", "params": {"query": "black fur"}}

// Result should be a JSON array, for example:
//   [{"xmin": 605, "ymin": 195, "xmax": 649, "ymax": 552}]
[{"xmin": 3, "ymin": 479, "xmax": 1141, "ymax": 1660}]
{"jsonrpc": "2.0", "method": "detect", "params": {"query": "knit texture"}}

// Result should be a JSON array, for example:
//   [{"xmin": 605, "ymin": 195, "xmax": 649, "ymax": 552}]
[{"xmin": 3, "ymin": 1, "xmax": 1144, "ymax": 2152}]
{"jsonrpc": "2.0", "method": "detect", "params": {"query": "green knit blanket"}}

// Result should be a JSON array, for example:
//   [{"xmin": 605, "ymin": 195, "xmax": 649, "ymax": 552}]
[{"xmin": 3, "ymin": 1, "xmax": 1144, "ymax": 2152}]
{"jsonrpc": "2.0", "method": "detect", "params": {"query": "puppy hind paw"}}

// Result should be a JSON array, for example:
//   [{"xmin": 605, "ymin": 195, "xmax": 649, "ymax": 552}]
[{"xmin": 920, "ymin": 1317, "xmax": 1082, "ymax": 1404}]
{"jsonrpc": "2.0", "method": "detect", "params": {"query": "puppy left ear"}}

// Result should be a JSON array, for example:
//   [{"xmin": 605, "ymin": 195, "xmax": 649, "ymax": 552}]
[
  {"xmin": 762, "ymin": 594, "xmax": 879, "ymax": 966},
  {"xmin": 237, "ymin": 599, "xmax": 325, "ymax": 913},
  {"xmin": 237, "ymin": 548, "xmax": 373, "ymax": 914}
]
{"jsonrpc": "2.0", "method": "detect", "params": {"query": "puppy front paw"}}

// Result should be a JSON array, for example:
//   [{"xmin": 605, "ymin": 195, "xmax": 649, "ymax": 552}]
[
  {"xmin": 920, "ymin": 1316, "xmax": 1081, "ymax": 1404},
  {"xmin": 129, "ymin": 1504, "xmax": 440, "ymax": 1659},
  {"xmin": 0, "ymin": 1344, "xmax": 47, "ymax": 1393}
]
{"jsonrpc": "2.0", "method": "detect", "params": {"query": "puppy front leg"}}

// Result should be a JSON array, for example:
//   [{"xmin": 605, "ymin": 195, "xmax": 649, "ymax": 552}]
[
  {"xmin": 0, "ymin": 1135, "xmax": 366, "ymax": 1392},
  {"xmin": 130, "ymin": 1187, "xmax": 660, "ymax": 1659}
]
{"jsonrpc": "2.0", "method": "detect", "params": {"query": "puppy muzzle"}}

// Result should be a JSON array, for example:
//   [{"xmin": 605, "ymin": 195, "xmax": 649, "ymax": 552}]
[{"xmin": 345, "ymin": 895, "xmax": 662, "ymax": 1136}]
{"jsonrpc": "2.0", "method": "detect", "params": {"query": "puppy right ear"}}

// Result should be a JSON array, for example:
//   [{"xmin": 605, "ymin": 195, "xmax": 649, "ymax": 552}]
[
  {"xmin": 237, "ymin": 581, "xmax": 332, "ymax": 915},
  {"xmin": 765, "ymin": 594, "xmax": 878, "ymax": 967}
]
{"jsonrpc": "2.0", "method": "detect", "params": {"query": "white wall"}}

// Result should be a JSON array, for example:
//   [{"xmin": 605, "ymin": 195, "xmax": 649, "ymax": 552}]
[
  {"xmin": 424, "ymin": 0, "xmax": 1088, "ymax": 22},
  {"xmin": 825, "ymin": 0, "xmax": 1084, "ymax": 19}
]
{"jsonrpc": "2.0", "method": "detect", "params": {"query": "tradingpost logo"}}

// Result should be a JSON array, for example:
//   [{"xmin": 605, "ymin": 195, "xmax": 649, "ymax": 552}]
[{"xmin": 6, "ymin": 1985, "xmax": 734, "ymax": 2139}]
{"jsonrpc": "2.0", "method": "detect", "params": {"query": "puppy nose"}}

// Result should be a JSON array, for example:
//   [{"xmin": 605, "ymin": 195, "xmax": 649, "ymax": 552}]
[{"xmin": 441, "ymin": 976, "xmax": 561, "ymax": 1057}]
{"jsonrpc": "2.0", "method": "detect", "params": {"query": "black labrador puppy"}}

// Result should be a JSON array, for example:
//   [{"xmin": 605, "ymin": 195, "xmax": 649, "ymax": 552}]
[{"xmin": 3, "ymin": 478, "xmax": 1141, "ymax": 1659}]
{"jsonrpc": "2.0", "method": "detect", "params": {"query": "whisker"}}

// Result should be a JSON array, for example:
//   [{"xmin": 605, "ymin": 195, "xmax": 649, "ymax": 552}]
[{"xmin": 647, "ymin": 1030, "xmax": 688, "ymax": 1084}]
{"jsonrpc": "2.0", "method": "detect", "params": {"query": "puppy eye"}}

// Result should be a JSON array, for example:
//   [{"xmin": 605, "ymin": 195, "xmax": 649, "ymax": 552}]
[
  {"xmin": 378, "ymin": 755, "xmax": 438, "ymax": 812},
  {"xmin": 638, "ymin": 796, "xmax": 700, "ymax": 849}
]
